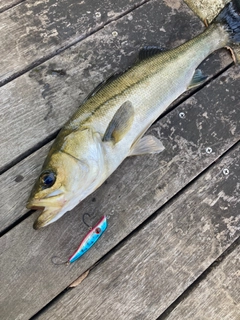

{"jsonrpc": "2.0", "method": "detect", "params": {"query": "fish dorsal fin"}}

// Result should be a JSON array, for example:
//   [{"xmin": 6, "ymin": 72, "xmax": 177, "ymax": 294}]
[
  {"xmin": 188, "ymin": 69, "xmax": 208, "ymax": 89},
  {"xmin": 103, "ymin": 101, "xmax": 134, "ymax": 144},
  {"xmin": 139, "ymin": 46, "xmax": 164, "ymax": 60},
  {"xmin": 130, "ymin": 135, "xmax": 165, "ymax": 156}
]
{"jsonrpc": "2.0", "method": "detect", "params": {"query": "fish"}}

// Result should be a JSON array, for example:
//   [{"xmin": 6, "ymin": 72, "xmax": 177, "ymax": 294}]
[
  {"xmin": 68, "ymin": 216, "xmax": 108, "ymax": 263},
  {"xmin": 27, "ymin": 0, "xmax": 240, "ymax": 229}
]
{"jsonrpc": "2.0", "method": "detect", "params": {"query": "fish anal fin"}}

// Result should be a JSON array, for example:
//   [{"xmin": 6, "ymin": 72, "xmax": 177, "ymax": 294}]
[
  {"xmin": 103, "ymin": 101, "xmax": 134, "ymax": 144},
  {"xmin": 139, "ymin": 46, "xmax": 164, "ymax": 60},
  {"xmin": 188, "ymin": 69, "xmax": 208, "ymax": 89},
  {"xmin": 130, "ymin": 135, "xmax": 165, "ymax": 156}
]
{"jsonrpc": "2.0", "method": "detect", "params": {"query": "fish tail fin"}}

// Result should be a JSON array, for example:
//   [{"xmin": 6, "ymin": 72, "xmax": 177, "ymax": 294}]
[{"xmin": 213, "ymin": 0, "xmax": 240, "ymax": 45}]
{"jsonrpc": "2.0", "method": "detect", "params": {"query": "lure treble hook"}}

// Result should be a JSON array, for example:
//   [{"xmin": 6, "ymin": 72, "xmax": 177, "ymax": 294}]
[
  {"xmin": 82, "ymin": 212, "xmax": 93, "ymax": 229},
  {"xmin": 82, "ymin": 209, "xmax": 97, "ymax": 229}
]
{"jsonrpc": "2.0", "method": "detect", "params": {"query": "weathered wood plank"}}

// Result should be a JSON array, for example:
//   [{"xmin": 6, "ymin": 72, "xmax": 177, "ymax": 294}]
[
  {"xmin": 185, "ymin": 0, "xmax": 229, "ymax": 22},
  {"xmin": 0, "ymin": 0, "xmax": 24, "ymax": 13},
  {"xmin": 164, "ymin": 243, "xmax": 240, "ymax": 320},
  {"xmin": 0, "ymin": 143, "xmax": 51, "ymax": 233},
  {"xmin": 184, "ymin": 0, "xmax": 240, "ymax": 62},
  {"xmin": 0, "ymin": 64, "xmax": 239, "ymax": 233},
  {"xmin": 0, "ymin": 0, "xmax": 147, "ymax": 84},
  {"xmin": 33, "ymin": 145, "xmax": 240, "ymax": 320},
  {"xmin": 0, "ymin": 0, "xmax": 232, "ymax": 172},
  {"xmin": 0, "ymin": 65, "xmax": 239, "ymax": 319}
]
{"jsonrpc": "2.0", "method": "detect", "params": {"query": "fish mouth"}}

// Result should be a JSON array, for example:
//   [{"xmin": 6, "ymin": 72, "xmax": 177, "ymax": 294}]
[
  {"xmin": 27, "ymin": 192, "xmax": 67, "ymax": 229},
  {"xmin": 33, "ymin": 207, "xmax": 62, "ymax": 230},
  {"xmin": 27, "ymin": 201, "xmax": 63, "ymax": 230}
]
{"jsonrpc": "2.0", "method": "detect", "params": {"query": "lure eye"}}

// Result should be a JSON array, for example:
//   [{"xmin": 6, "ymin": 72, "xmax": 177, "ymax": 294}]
[
  {"xmin": 40, "ymin": 171, "xmax": 56, "ymax": 188},
  {"xmin": 95, "ymin": 227, "xmax": 101, "ymax": 234}
]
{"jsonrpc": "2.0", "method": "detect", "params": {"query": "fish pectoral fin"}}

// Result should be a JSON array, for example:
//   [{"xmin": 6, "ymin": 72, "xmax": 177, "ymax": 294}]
[
  {"xmin": 188, "ymin": 69, "xmax": 208, "ymax": 89},
  {"xmin": 130, "ymin": 135, "xmax": 165, "ymax": 156},
  {"xmin": 139, "ymin": 46, "xmax": 164, "ymax": 60},
  {"xmin": 103, "ymin": 101, "xmax": 134, "ymax": 144}
]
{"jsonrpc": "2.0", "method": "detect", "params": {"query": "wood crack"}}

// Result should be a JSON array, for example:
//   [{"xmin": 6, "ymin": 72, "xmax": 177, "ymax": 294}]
[{"xmin": 0, "ymin": 0, "xmax": 151, "ymax": 88}]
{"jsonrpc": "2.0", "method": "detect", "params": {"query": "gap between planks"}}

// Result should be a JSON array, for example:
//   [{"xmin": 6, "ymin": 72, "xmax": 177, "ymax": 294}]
[
  {"xmin": 0, "ymin": 0, "xmax": 151, "ymax": 86},
  {"xmin": 0, "ymin": 129, "xmax": 239, "ymax": 318},
  {"xmin": 0, "ymin": 0, "xmax": 206, "ymax": 172},
  {"xmin": 0, "ymin": 70, "xmax": 235, "ymax": 239},
  {"xmin": 158, "ymin": 237, "xmax": 240, "ymax": 320},
  {"xmin": 30, "ymin": 143, "xmax": 240, "ymax": 320},
  {"xmin": 0, "ymin": 0, "xmax": 25, "ymax": 13},
  {"xmin": 32, "ymin": 236, "xmax": 240, "ymax": 320},
  {"xmin": 0, "ymin": 62, "xmax": 239, "ymax": 234},
  {"xmin": 0, "ymin": 59, "xmax": 233, "ymax": 177},
  {"xmin": 0, "ymin": 1, "xmax": 239, "ymax": 318},
  {"xmin": 30, "ymin": 144, "xmax": 240, "ymax": 319}
]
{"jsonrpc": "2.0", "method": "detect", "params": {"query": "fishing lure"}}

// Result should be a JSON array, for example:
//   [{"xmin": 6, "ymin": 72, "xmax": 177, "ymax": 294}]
[{"xmin": 68, "ymin": 216, "xmax": 108, "ymax": 263}]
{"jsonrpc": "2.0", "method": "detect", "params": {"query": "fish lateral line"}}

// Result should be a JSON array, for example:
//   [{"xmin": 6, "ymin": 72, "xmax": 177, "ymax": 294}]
[{"xmin": 28, "ymin": 0, "xmax": 240, "ymax": 230}]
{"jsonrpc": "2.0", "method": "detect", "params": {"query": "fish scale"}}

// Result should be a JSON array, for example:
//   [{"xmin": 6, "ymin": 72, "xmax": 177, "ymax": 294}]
[{"xmin": 27, "ymin": 0, "xmax": 240, "ymax": 229}]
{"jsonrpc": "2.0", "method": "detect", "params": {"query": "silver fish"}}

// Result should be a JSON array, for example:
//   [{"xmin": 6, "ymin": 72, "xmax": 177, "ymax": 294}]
[{"xmin": 27, "ymin": 0, "xmax": 240, "ymax": 229}]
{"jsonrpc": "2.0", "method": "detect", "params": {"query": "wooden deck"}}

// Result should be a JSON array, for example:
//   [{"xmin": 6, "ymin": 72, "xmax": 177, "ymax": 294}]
[{"xmin": 0, "ymin": 0, "xmax": 239, "ymax": 319}]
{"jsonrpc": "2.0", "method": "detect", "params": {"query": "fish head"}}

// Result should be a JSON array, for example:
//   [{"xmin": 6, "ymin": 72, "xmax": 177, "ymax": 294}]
[
  {"xmin": 27, "ymin": 128, "xmax": 106, "ymax": 229},
  {"xmin": 27, "ymin": 148, "xmax": 96, "ymax": 230}
]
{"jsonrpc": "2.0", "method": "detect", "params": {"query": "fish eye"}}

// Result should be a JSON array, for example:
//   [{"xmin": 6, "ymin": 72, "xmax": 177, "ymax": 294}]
[{"xmin": 40, "ymin": 171, "xmax": 56, "ymax": 188}]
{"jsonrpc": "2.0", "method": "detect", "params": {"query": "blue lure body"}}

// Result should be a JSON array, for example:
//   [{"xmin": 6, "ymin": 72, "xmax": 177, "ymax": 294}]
[{"xmin": 68, "ymin": 216, "xmax": 108, "ymax": 263}]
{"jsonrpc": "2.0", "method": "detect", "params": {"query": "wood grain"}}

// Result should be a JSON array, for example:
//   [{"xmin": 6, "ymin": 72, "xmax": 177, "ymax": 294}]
[
  {"xmin": 184, "ymin": 0, "xmax": 240, "ymax": 62},
  {"xmin": 164, "ymin": 243, "xmax": 240, "ymax": 320},
  {"xmin": 34, "ymin": 145, "xmax": 240, "ymax": 320},
  {"xmin": 0, "ymin": 1, "xmax": 239, "ymax": 318},
  {"xmin": 0, "ymin": 64, "xmax": 239, "ymax": 233},
  {"xmin": 0, "ymin": 0, "xmax": 24, "ymax": 13},
  {"xmin": 185, "ymin": 0, "xmax": 229, "ymax": 23},
  {"xmin": 1, "ymin": 0, "xmax": 232, "ymax": 172},
  {"xmin": 0, "ymin": 66, "xmax": 239, "ymax": 319},
  {"xmin": 0, "ymin": 143, "xmax": 52, "ymax": 233},
  {"xmin": 0, "ymin": 0, "xmax": 147, "ymax": 84}
]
